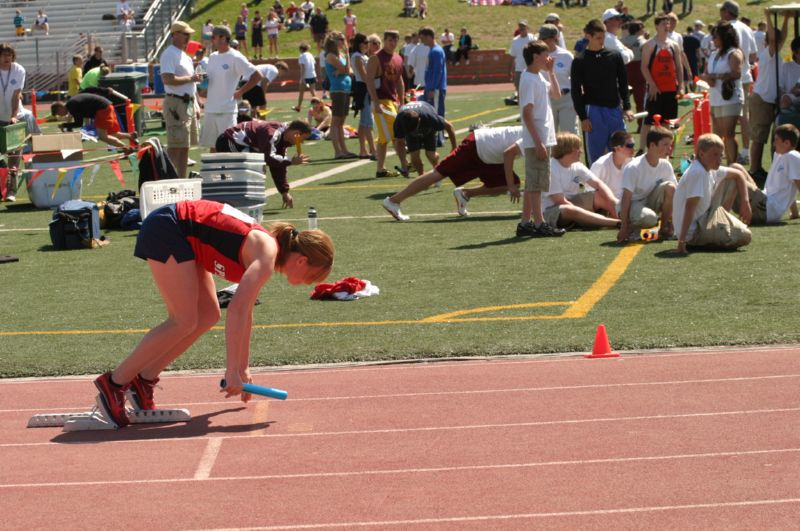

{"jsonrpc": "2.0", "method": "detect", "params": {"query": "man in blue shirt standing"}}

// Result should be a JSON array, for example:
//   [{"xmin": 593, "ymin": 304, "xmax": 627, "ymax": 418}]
[{"xmin": 420, "ymin": 27, "xmax": 447, "ymax": 146}]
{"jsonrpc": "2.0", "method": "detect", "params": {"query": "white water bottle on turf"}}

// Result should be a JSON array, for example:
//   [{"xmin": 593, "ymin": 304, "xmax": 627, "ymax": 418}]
[{"xmin": 307, "ymin": 206, "xmax": 318, "ymax": 230}]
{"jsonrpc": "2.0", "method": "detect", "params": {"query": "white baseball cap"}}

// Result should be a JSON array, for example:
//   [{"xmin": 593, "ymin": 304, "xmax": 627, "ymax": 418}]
[{"xmin": 602, "ymin": 8, "xmax": 622, "ymax": 22}]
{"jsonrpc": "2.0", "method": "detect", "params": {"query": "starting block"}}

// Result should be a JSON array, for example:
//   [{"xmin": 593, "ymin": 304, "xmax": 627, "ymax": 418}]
[{"xmin": 27, "ymin": 394, "xmax": 191, "ymax": 431}]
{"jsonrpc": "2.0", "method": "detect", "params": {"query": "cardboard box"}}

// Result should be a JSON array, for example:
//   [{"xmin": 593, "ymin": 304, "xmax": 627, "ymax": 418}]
[{"xmin": 31, "ymin": 133, "xmax": 84, "ymax": 164}]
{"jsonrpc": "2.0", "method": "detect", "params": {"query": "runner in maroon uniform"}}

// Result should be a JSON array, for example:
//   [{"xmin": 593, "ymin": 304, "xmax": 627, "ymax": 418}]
[
  {"xmin": 92, "ymin": 199, "xmax": 334, "ymax": 428},
  {"xmin": 216, "ymin": 119, "xmax": 312, "ymax": 208}
]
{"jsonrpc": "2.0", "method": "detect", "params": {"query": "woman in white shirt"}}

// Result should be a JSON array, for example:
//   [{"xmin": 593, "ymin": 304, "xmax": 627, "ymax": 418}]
[{"xmin": 700, "ymin": 22, "xmax": 743, "ymax": 165}]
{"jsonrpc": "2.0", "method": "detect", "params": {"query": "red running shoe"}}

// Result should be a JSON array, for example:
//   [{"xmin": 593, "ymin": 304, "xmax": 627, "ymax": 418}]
[
  {"xmin": 94, "ymin": 372, "xmax": 130, "ymax": 428},
  {"xmin": 128, "ymin": 374, "xmax": 159, "ymax": 411}
]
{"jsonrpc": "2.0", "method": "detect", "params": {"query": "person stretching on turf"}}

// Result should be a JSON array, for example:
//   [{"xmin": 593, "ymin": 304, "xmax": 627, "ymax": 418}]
[
  {"xmin": 382, "ymin": 125, "xmax": 524, "ymax": 221},
  {"xmin": 92, "ymin": 199, "xmax": 334, "ymax": 428}
]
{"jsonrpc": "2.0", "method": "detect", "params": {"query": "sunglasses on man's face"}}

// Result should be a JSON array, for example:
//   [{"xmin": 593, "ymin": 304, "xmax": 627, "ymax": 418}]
[{"xmin": 624, "ymin": 142, "xmax": 636, "ymax": 149}]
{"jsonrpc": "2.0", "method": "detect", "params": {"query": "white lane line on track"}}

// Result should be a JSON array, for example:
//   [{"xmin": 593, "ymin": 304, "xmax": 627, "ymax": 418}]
[
  {"xmin": 3, "ymin": 406, "xmax": 800, "ymax": 448},
  {"xmin": 2, "ymin": 447, "xmax": 799, "ymax": 488},
  {"xmin": 193, "ymin": 438, "xmax": 223, "ymax": 480},
  {"xmin": 200, "ymin": 498, "xmax": 800, "ymax": 530},
  {"xmin": 2, "ymin": 373, "xmax": 799, "ymax": 413}
]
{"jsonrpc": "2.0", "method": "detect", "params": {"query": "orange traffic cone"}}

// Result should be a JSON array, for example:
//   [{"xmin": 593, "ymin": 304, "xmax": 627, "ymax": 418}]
[{"xmin": 585, "ymin": 324, "xmax": 620, "ymax": 359}]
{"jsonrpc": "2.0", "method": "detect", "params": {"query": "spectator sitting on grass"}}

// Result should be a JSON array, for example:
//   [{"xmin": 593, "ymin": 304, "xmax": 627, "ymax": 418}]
[
  {"xmin": 307, "ymin": 96, "xmax": 332, "ymax": 135},
  {"xmin": 403, "ymin": 0, "xmax": 415, "ymax": 18},
  {"xmin": 616, "ymin": 126, "xmax": 678, "ymax": 242},
  {"xmin": 288, "ymin": 10, "xmax": 306, "ymax": 31},
  {"xmin": 673, "ymin": 133, "xmax": 753, "ymax": 255},
  {"xmin": 542, "ymin": 132, "xmax": 621, "ymax": 231}
]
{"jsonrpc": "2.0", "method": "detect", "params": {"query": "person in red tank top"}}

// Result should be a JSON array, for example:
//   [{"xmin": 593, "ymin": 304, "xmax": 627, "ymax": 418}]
[
  {"xmin": 639, "ymin": 14, "xmax": 684, "ymax": 150},
  {"xmin": 91, "ymin": 200, "xmax": 335, "ymax": 428},
  {"xmin": 366, "ymin": 30, "xmax": 407, "ymax": 177}
]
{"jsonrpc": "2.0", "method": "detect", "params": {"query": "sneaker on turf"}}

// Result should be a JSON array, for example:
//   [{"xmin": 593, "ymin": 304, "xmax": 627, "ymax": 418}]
[
  {"xmin": 376, "ymin": 169, "xmax": 400, "ymax": 178},
  {"xmin": 382, "ymin": 197, "xmax": 410, "ymax": 221},
  {"xmin": 128, "ymin": 374, "xmax": 159, "ymax": 411},
  {"xmin": 736, "ymin": 152, "xmax": 750, "ymax": 165},
  {"xmin": 535, "ymin": 222, "xmax": 566, "ymax": 237},
  {"xmin": 394, "ymin": 165, "xmax": 410, "ymax": 178},
  {"xmin": 516, "ymin": 221, "xmax": 538, "ymax": 237},
  {"xmin": 94, "ymin": 372, "xmax": 130, "ymax": 428},
  {"xmin": 453, "ymin": 187, "xmax": 470, "ymax": 216}
]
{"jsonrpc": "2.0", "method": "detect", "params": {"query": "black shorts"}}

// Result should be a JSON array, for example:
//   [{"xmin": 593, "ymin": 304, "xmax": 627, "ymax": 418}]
[
  {"xmin": 133, "ymin": 204, "xmax": 195, "ymax": 264},
  {"xmin": 645, "ymin": 91, "xmax": 678, "ymax": 125},
  {"xmin": 252, "ymin": 32, "xmax": 263, "ymax": 47},
  {"xmin": 405, "ymin": 131, "xmax": 437, "ymax": 153},
  {"xmin": 214, "ymin": 134, "xmax": 248, "ymax": 153},
  {"xmin": 242, "ymin": 84, "xmax": 266, "ymax": 107}
]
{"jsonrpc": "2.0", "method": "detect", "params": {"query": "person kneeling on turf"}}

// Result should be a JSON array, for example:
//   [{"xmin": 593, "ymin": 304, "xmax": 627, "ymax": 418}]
[
  {"xmin": 382, "ymin": 125, "xmax": 524, "ymax": 221},
  {"xmin": 51, "ymin": 93, "xmax": 136, "ymax": 149},
  {"xmin": 673, "ymin": 133, "xmax": 752, "ymax": 254},
  {"xmin": 617, "ymin": 125, "xmax": 678, "ymax": 242},
  {"xmin": 542, "ymin": 132, "xmax": 621, "ymax": 231},
  {"xmin": 216, "ymin": 119, "xmax": 312, "ymax": 208},
  {"xmin": 393, "ymin": 100, "xmax": 457, "ymax": 177}
]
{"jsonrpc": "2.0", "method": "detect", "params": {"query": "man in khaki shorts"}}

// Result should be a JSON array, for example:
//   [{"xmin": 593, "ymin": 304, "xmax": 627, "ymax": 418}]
[
  {"xmin": 673, "ymin": 133, "xmax": 752, "ymax": 254},
  {"xmin": 160, "ymin": 21, "xmax": 203, "ymax": 178}
]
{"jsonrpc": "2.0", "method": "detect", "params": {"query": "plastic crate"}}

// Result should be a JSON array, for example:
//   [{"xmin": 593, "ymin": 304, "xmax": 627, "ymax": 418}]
[
  {"xmin": 1, "ymin": 122, "xmax": 28, "ymax": 153},
  {"xmin": 139, "ymin": 178, "xmax": 202, "ymax": 219},
  {"xmin": 236, "ymin": 203, "xmax": 265, "ymax": 223}
]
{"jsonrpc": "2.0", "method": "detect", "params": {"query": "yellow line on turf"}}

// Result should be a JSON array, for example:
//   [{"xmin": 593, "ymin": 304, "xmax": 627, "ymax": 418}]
[
  {"xmin": 422, "ymin": 302, "xmax": 569, "ymax": 323},
  {"xmin": 560, "ymin": 243, "xmax": 645, "ymax": 319},
  {"xmin": 0, "ymin": 244, "xmax": 642, "ymax": 337}
]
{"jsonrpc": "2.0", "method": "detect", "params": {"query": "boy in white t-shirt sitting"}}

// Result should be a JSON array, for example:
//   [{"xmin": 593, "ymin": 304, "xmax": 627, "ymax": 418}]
[
  {"xmin": 589, "ymin": 130, "xmax": 635, "ymax": 199},
  {"xmin": 617, "ymin": 126, "xmax": 678, "ymax": 242},
  {"xmin": 673, "ymin": 133, "xmax": 753, "ymax": 254},
  {"xmin": 731, "ymin": 124, "xmax": 800, "ymax": 225},
  {"xmin": 542, "ymin": 132, "xmax": 620, "ymax": 230}
]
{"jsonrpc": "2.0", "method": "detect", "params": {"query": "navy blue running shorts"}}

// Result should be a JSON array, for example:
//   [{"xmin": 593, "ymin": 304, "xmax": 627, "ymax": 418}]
[{"xmin": 133, "ymin": 204, "xmax": 195, "ymax": 264}]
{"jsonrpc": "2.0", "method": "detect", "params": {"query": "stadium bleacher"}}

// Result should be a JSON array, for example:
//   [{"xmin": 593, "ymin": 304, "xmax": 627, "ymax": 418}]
[{"xmin": 0, "ymin": 0, "xmax": 150, "ymax": 92}]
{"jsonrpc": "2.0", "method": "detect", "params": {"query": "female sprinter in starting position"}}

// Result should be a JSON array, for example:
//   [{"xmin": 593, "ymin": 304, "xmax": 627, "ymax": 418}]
[{"xmin": 93, "ymin": 199, "xmax": 334, "ymax": 427}]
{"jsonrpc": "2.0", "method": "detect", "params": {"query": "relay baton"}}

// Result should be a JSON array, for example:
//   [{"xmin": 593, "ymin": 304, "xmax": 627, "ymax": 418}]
[{"xmin": 220, "ymin": 379, "xmax": 288, "ymax": 400}]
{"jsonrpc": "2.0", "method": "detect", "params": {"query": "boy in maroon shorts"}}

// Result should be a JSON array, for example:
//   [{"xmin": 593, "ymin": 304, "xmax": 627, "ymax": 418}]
[{"xmin": 382, "ymin": 125, "xmax": 523, "ymax": 221}]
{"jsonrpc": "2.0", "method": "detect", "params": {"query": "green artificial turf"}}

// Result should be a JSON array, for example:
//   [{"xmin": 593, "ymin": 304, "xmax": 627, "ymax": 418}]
[{"xmin": 1, "ymin": 87, "xmax": 797, "ymax": 378}]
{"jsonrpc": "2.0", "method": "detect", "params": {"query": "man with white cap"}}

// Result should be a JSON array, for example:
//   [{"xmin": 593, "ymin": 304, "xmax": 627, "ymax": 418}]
[
  {"xmin": 199, "ymin": 25, "xmax": 262, "ymax": 152},
  {"xmin": 539, "ymin": 24, "xmax": 576, "ymax": 134},
  {"xmin": 160, "ymin": 21, "xmax": 203, "ymax": 178},
  {"xmin": 508, "ymin": 20, "xmax": 535, "ymax": 100},
  {"xmin": 543, "ymin": 13, "xmax": 566, "ymax": 49},
  {"xmin": 602, "ymin": 8, "xmax": 633, "ymax": 65},
  {"xmin": 719, "ymin": 0, "xmax": 757, "ymax": 165}
]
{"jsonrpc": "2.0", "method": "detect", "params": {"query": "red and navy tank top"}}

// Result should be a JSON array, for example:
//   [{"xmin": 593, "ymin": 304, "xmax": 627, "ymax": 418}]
[
  {"xmin": 176, "ymin": 200, "xmax": 269, "ymax": 282},
  {"xmin": 649, "ymin": 44, "xmax": 678, "ymax": 93}
]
